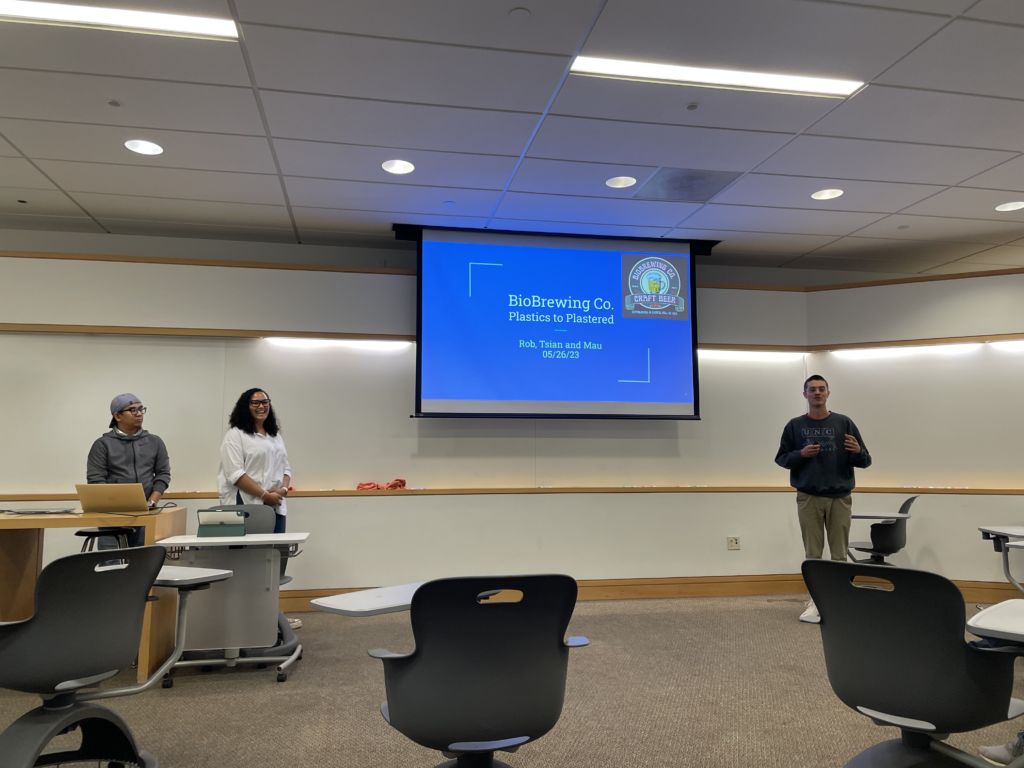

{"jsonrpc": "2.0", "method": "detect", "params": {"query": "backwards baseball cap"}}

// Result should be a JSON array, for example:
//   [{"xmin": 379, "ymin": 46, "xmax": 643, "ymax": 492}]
[{"xmin": 110, "ymin": 393, "xmax": 142, "ymax": 414}]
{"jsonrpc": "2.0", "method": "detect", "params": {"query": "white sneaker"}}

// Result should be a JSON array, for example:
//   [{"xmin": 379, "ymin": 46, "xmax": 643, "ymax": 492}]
[
  {"xmin": 287, "ymin": 616, "xmax": 303, "ymax": 630},
  {"xmin": 980, "ymin": 735, "xmax": 1024, "ymax": 765},
  {"xmin": 799, "ymin": 600, "xmax": 821, "ymax": 624}
]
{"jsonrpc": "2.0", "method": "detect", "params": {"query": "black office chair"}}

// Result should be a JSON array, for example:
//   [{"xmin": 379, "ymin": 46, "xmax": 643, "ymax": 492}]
[
  {"xmin": 802, "ymin": 559, "xmax": 1024, "ymax": 767},
  {"xmin": 848, "ymin": 495, "xmax": 918, "ymax": 565},
  {"xmin": 0, "ymin": 546, "xmax": 166, "ymax": 767},
  {"xmin": 370, "ymin": 574, "xmax": 588, "ymax": 768}
]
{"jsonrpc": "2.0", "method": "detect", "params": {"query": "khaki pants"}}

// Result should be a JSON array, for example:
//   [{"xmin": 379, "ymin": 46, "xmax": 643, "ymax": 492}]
[{"xmin": 797, "ymin": 492, "xmax": 852, "ymax": 561}]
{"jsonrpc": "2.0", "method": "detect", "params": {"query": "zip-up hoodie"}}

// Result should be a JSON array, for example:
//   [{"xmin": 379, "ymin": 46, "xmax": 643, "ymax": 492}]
[{"xmin": 86, "ymin": 429, "xmax": 171, "ymax": 498}]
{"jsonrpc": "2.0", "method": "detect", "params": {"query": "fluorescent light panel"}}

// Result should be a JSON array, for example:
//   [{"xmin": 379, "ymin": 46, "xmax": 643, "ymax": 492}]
[
  {"xmin": 265, "ymin": 337, "xmax": 411, "ymax": 352},
  {"xmin": 699, "ymin": 349, "xmax": 805, "ymax": 363},
  {"xmin": 832, "ymin": 343, "xmax": 982, "ymax": 360},
  {"xmin": 570, "ymin": 55, "xmax": 863, "ymax": 97},
  {"xmin": 0, "ymin": 0, "xmax": 238, "ymax": 39},
  {"xmin": 990, "ymin": 340, "xmax": 1024, "ymax": 352}
]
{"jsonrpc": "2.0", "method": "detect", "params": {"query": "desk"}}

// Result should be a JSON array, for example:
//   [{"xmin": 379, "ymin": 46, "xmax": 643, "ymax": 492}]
[
  {"xmin": 0, "ymin": 506, "xmax": 186, "ymax": 682},
  {"xmin": 312, "ymin": 582, "xmax": 423, "ymax": 617},
  {"xmin": 978, "ymin": 527, "xmax": 1024, "ymax": 594},
  {"xmin": 158, "ymin": 532, "xmax": 308, "ymax": 682},
  {"xmin": 968, "ymin": 599, "xmax": 1024, "ymax": 644}
]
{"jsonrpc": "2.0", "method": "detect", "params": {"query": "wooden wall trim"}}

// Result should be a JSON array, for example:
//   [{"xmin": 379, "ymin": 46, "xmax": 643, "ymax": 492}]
[
  {"xmin": 3, "ymin": 485, "xmax": 1023, "ymax": 503},
  {"xmin": 279, "ymin": 574, "xmax": 1022, "ymax": 612},
  {"xmin": 4, "ymin": 249, "xmax": 1022, "ymax": 292},
  {"xmin": 0, "ymin": 250, "xmax": 415, "ymax": 276},
  {"xmin": 3, "ymin": 322, "xmax": 1022, "ymax": 352}
]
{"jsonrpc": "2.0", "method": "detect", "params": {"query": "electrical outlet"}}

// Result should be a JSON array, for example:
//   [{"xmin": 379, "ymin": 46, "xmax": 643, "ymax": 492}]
[{"xmin": 726, "ymin": 536, "xmax": 741, "ymax": 551}]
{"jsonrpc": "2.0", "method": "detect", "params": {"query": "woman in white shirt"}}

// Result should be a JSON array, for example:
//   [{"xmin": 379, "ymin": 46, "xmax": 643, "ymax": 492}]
[{"xmin": 217, "ymin": 387, "xmax": 293, "ymax": 533}]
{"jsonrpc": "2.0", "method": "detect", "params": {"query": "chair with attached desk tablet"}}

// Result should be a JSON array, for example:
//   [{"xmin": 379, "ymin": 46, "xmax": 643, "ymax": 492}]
[
  {"xmin": 159, "ymin": 505, "xmax": 307, "ymax": 685},
  {"xmin": 803, "ymin": 559, "xmax": 1024, "ymax": 768},
  {"xmin": 365, "ymin": 574, "xmax": 588, "ymax": 768},
  {"xmin": 847, "ymin": 496, "xmax": 917, "ymax": 565},
  {"xmin": 0, "ymin": 547, "xmax": 230, "ymax": 768}
]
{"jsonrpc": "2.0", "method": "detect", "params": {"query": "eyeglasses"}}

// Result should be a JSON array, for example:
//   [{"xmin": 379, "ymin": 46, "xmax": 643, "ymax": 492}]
[
  {"xmin": 120, "ymin": 406, "xmax": 147, "ymax": 415},
  {"xmin": 250, "ymin": 399, "xmax": 271, "ymax": 408}
]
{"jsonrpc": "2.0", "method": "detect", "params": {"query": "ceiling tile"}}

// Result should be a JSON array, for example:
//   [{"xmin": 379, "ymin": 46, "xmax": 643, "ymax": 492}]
[
  {"xmin": 854, "ymin": 214, "xmax": 1024, "ymax": 244},
  {"xmin": 900, "ymin": 187, "xmax": 1024, "ymax": 222},
  {"xmin": 73, "ymin": 193, "xmax": 292, "ymax": 228},
  {"xmin": 488, "ymin": 218, "xmax": 671, "ymax": 239},
  {"xmin": 879, "ymin": 20, "xmax": 1024, "ymax": 100},
  {"xmin": 0, "ymin": 120, "xmax": 277, "ymax": 174},
  {"xmin": 274, "ymin": 140, "xmax": 517, "ymax": 189},
  {"xmin": 678, "ymin": 205, "xmax": 885, "ymax": 236},
  {"xmin": 261, "ymin": 92, "xmax": 539, "ymax": 155},
  {"xmin": 959, "ymin": 245, "xmax": 1024, "ymax": 267},
  {"xmin": 0, "ymin": 188, "xmax": 81, "ymax": 216},
  {"xmin": 235, "ymin": 0, "xmax": 601, "ymax": 54},
  {"xmin": 669, "ymin": 229, "xmax": 836, "ymax": 255},
  {"xmin": 808, "ymin": 237, "xmax": 990, "ymax": 262},
  {"xmin": 293, "ymin": 208, "xmax": 488, "ymax": 237},
  {"xmin": 550, "ymin": 76, "xmax": 837, "ymax": 133},
  {"xmin": 0, "ymin": 70, "xmax": 264, "ymax": 135},
  {"xmin": 696, "ymin": 252, "xmax": 794, "ymax": 268},
  {"xmin": 583, "ymin": 0, "xmax": 945, "ymax": 80},
  {"xmin": 712, "ymin": 174, "xmax": 944, "ymax": 212},
  {"xmin": 757, "ymin": 136, "xmax": 1013, "ymax": 185},
  {"xmin": 494, "ymin": 192, "xmax": 698, "ymax": 227},
  {"xmin": 0, "ymin": 24, "xmax": 249, "ymax": 85},
  {"xmin": 37, "ymin": 161, "xmax": 285, "ymax": 205},
  {"xmin": 529, "ymin": 116, "xmax": 790, "ymax": 170},
  {"xmin": 961, "ymin": 156, "xmax": 1024, "ymax": 193},
  {"xmin": 0, "ymin": 134, "xmax": 16, "ymax": 156},
  {"xmin": 0, "ymin": 213, "xmax": 103, "ymax": 233},
  {"xmin": 100, "ymin": 219, "xmax": 296, "ymax": 242},
  {"xmin": 964, "ymin": 0, "xmax": 1024, "ymax": 25},
  {"xmin": 285, "ymin": 178, "xmax": 500, "ymax": 217},
  {"xmin": 835, "ymin": 0, "xmax": 974, "ymax": 12},
  {"xmin": 811, "ymin": 85, "xmax": 1024, "ymax": 152},
  {"xmin": 243, "ymin": 26, "xmax": 567, "ymax": 113},
  {"xmin": 508, "ymin": 158, "xmax": 658, "ymax": 197},
  {"xmin": 0, "ymin": 158, "xmax": 57, "ymax": 189}
]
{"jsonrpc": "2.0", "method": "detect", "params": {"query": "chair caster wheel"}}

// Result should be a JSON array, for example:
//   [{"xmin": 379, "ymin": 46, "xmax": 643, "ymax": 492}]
[
  {"xmin": 161, "ymin": 676, "xmax": 174, "ymax": 689},
  {"xmin": 277, "ymin": 671, "xmax": 288, "ymax": 682}
]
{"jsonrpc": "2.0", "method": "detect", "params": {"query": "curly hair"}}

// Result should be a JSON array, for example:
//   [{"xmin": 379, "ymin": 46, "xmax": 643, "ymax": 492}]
[{"xmin": 228, "ymin": 387, "xmax": 280, "ymax": 436}]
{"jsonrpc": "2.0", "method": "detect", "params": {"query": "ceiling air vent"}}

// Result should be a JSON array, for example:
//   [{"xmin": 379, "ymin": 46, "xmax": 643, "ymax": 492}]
[{"xmin": 632, "ymin": 167, "xmax": 740, "ymax": 203}]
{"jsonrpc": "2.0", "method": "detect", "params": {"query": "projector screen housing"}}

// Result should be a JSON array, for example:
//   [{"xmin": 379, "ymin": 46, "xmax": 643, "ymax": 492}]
[{"xmin": 410, "ymin": 227, "xmax": 708, "ymax": 419}]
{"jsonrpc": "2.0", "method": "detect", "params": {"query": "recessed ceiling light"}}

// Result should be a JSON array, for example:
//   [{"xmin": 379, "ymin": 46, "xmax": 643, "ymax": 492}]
[
  {"xmin": 995, "ymin": 201, "xmax": 1024, "ymax": 212},
  {"xmin": 381, "ymin": 159, "xmax": 415, "ymax": 175},
  {"xmin": 811, "ymin": 188, "xmax": 844, "ymax": 201},
  {"xmin": 0, "ymin": 0, "xmax": 238, "ymax": 39},
  {"xmin": 605, "ymin": 176, "xmax": 637, "ymax": 189},
  {"xmin": 570, "ymin": 55, "xmax": 863, "ymax": 98},
  {"xmin": 124, "ymin": 139, "xmax": 163, "ymax": 156}
]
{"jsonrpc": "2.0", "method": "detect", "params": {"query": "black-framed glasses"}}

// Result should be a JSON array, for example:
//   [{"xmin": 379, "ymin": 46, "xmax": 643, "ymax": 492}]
[
  {"xmin": 250, "ymin": 399, "xmax": 271, "ymax": 408},
  {"xmin": 120, "ymin": 406, "xmax": 147, "ymax": 415}
]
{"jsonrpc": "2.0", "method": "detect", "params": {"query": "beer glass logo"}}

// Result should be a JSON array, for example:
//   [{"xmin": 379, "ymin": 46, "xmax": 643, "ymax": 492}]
[{"xmin": 624, "ymin": 256, "xmax": 686, "ymax": 318}]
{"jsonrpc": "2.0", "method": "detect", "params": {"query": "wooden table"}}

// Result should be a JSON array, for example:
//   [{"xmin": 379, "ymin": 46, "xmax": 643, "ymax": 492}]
[{"xmin": 0, "ymin": 506, "xmax": 186, "ymax": 681}]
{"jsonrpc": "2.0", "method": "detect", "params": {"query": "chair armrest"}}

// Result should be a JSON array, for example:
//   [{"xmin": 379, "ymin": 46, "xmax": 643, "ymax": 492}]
[
  {"xmin": 368, "ymin": 648, "xmax": 412, "ymax": 660},
  {"xmin": 565, "ymin": 635, "xmax": 589, "ymax": 648}
]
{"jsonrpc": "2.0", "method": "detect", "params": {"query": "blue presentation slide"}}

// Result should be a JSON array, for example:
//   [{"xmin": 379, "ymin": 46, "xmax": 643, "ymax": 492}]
[{"xmin": 419, "ymin": 238, "xmax": 697, "ymax": 416}]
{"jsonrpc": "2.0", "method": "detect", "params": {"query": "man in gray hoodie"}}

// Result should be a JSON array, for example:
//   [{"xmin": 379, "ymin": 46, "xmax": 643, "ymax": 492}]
[{"xmin": 87, "ymin": 393, "xmax": 171, "ymax": 545}]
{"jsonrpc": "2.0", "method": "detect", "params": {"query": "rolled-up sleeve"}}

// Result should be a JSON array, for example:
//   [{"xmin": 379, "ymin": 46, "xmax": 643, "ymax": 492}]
[
  {"xmin": 280, "ymin": 437, "xmax": 293, "ymax": 483},
  {"xmin": 220, "ymin": 429, "xmax": 247, "ymax": 485}
]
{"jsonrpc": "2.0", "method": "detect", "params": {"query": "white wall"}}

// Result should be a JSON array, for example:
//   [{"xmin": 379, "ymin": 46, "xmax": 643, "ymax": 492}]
[{"xmin": 3, "ymin": 251, "xmax": 1024, "ymax": 588}]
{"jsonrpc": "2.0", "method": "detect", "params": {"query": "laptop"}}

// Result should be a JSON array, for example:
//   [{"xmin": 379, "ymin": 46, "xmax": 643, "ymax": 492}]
[{"xmin": 75, "ymin": 483, "xmax": 151, "ymax": 515}]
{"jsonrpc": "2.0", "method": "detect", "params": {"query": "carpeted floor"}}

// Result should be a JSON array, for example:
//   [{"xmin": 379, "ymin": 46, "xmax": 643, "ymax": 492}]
[{"xmin": 0, "ymin": 595, "xmax": 1019, "ymax": 767}]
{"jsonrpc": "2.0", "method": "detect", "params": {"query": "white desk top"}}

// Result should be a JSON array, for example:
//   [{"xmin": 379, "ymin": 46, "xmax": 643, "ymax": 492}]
[
  {"xmin": 155, "ymin": 565, "xmax": 232, "ymax": 588},
  {"xmin": 312, "ymin": 582, "xmax": 424, "ymax": 617},
  {"xmin": 979, "ymin": 526, "xmax": 1024, "ymax": 539},
  {"xmin": 852, "ymin": 513, "xmax": 910, "ymax": 520},
  {"xmin": 968, "ymin": 600, "xmax": 1024, "ymax": 643},
  {"xmin": 158, "ymin": 532, "xmax": 309, "ymax": 547}
]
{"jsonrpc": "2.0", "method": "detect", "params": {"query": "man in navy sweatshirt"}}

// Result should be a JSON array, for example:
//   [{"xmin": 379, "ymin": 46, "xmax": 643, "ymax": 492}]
[{"xmin": 775, "ymin": 375, "xmax": 871, "ymax": 623}]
